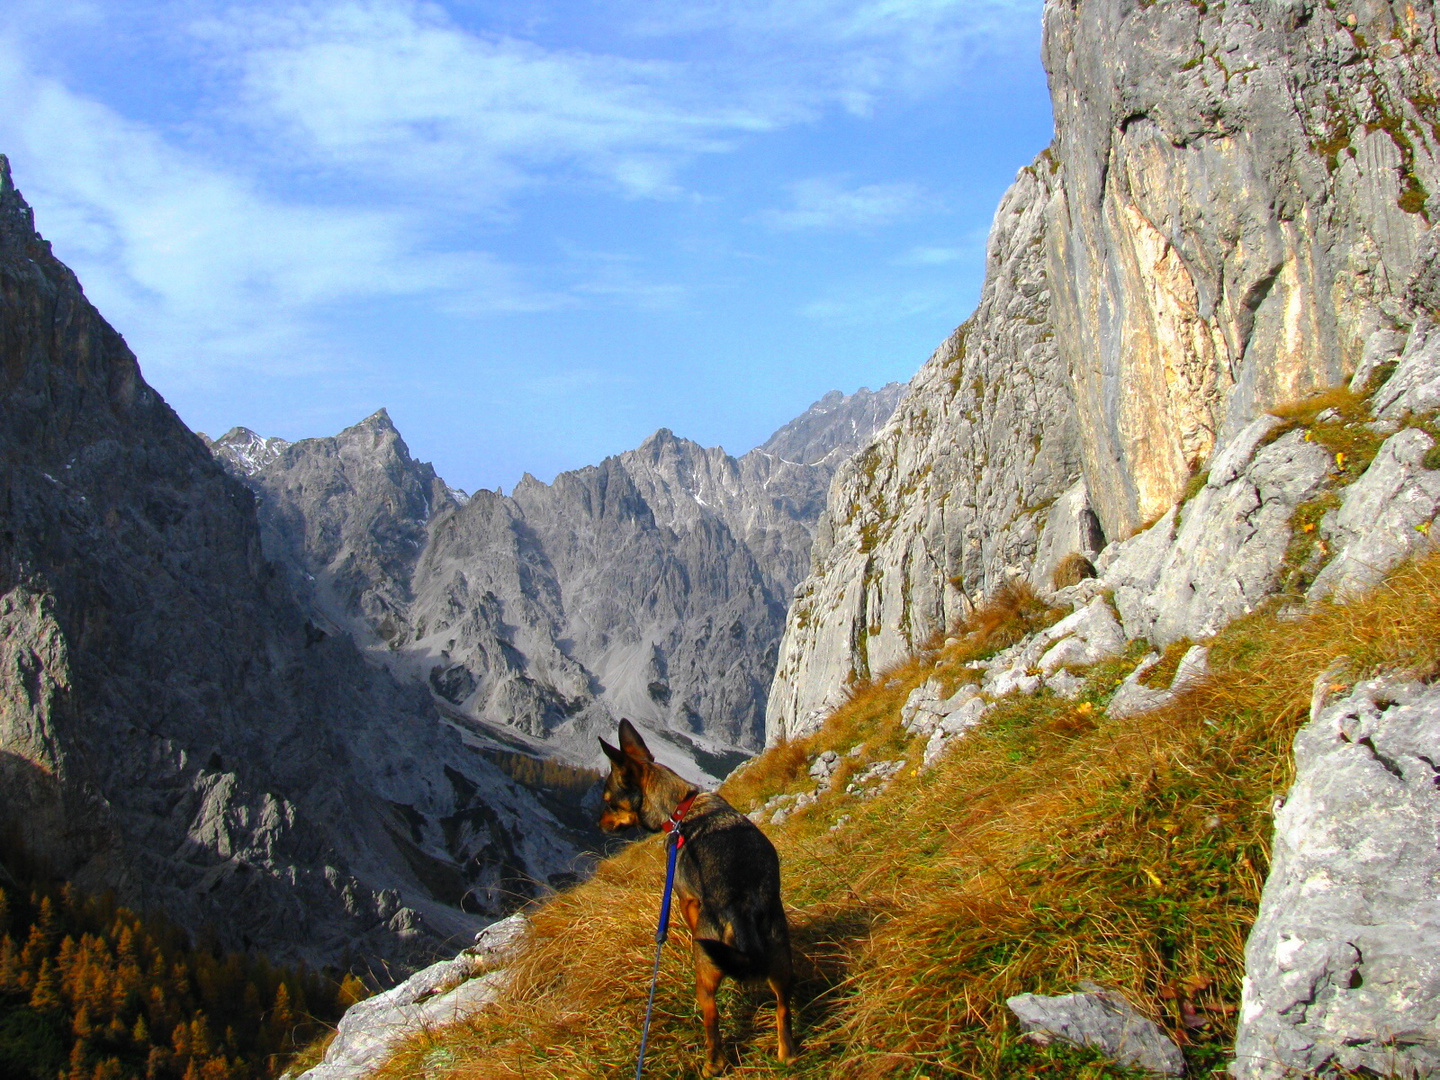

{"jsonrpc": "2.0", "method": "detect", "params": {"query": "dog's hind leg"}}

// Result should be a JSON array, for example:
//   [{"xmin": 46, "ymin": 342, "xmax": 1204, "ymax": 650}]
[
  {"xmin": 768, "ymin": 967, "xmax": 798, "ymax": 1063},
  {"xmin": 694, "ymin": 954, "xmax": 727, "ymax": 1076}
]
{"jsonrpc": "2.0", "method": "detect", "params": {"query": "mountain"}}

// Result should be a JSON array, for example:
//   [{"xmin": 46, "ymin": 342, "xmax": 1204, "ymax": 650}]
[
  {"xmin": 767, "ymin": 0, "xmax": 1440, "ymax": 741},
  {"xmin": 220, "ymin": 385, "xmax": 904, "ymax": 778},
  {"xmin": 0, "ymin": 156, "xmax": 593, "ymax": 969},
  {"xmin": 198, "ymin": 426, "xmax": 291, "ymax": 476}
]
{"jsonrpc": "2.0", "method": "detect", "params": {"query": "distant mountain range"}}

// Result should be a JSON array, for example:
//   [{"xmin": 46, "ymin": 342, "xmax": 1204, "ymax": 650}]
[{"xmin": 203, "ymin": 383, "xmax": 904, "ymax": 780}]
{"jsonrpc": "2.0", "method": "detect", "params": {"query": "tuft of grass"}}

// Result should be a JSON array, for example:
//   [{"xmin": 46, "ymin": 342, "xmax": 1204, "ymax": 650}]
[
  {"xmin": 381, "ymin": 555, "xmax": 1440, "ymax": 1080},
  {"xmin": 1051, "ymin": 552, "xmax": 1098, "ymax": 590},
  {"xmin": 1136, "ymin": 637, "xmax": 1195, "ymax": 689}
]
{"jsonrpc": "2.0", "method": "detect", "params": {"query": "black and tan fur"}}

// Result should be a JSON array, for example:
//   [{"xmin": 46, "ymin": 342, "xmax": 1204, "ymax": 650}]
[{"xmin": 599, "ymin": 719, "xmax": 797, "ymax": 1075}]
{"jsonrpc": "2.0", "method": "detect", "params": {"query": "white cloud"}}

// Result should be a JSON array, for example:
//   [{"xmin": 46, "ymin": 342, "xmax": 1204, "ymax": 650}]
[
  {"xmin": 761, "ymin": 178, "xmax": 929, "ymax": 231},
  {"xmin": 202, "ymin": 1, "xmax": 792, "ymax": 205},
  {"xmin": 0, "ymin": 39, "xmax": 558, "ymax": 384},
  {"xmin": 0, "ymin": 0, "xmax": 1042, "ymax": 395},
  {"xmin": 623, "ymin": 0, "xmax": 1043, "ymax": 112}
]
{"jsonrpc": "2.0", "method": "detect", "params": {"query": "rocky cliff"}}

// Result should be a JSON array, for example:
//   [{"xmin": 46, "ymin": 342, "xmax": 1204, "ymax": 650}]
[
  {"xmin": 768, "ymin": 0, "xmax": 1439, "ymax": 742},
  {"xmin": 219, "ymin": 386, "xmax": 902, "ymax": 777},
  {"xmin": 0, "ymin": 156, "xmax": 592, "ymax": 969}
]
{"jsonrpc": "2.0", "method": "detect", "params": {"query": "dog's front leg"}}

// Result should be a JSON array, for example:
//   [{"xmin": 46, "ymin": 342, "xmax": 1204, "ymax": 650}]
[{"xmin": 694, "ymin": 952, "xmax": 726, "ymax": 1075}]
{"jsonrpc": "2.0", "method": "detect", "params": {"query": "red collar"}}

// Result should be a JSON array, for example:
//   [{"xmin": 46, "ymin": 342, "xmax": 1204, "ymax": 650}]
[{"xmin": 661, "ymin": 791, "xmax": 699, "ymax": 847}]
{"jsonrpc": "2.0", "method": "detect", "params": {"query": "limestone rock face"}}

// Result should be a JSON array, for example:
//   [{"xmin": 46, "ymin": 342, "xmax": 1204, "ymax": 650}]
[
  {"xmin": 1044, "ymin": 0, "xmax": 1438, "ymax": 541},
  {"xmin": 229, "ymin": 388, "xmax": 902, "ymax": 774},
  {"xmin": 1233, "ymin": 676, "xmax": 1440, "ymax": 1078},
  {"xmin": 0, "ymin": 156, "xmax": 587, "ymax": 968},
  {"xmin": 766, "ymin": 0, "xmax": 1440, "ymax": 743},
  {"xmin": 767, "ymin": 157, "xmax": 1081, "ymax": 741},
  {"xmin": 1308, "ymin": 426, "xmax": 1440, "ymax": 600}
]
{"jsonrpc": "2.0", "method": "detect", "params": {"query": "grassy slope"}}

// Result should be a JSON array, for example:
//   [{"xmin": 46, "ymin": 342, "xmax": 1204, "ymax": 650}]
[{"xmin": 378, "ymin": 390, "xmax": 1440, "ymax": 1080}]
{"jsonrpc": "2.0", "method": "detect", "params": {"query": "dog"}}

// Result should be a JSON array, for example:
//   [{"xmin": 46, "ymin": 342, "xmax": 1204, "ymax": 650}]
[{"xmin": 599, "ymin": 718, "xmax": 797, "ymax": 1075}]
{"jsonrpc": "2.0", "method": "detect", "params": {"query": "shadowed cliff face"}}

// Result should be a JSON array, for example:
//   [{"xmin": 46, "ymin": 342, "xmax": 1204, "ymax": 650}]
[
  {"xmin": 0, "ymin": 155, "xmax": 590, "ymax": 969},
  {"xmin": 767, "ymin": 0, "xmax": 1440, "ymax": 742}
]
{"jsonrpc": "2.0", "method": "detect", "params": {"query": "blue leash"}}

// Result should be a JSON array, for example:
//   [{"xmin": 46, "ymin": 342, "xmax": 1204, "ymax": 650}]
[{"xmin": 635, "ymin": 827, "xmax": 683, "ymax": 1080}]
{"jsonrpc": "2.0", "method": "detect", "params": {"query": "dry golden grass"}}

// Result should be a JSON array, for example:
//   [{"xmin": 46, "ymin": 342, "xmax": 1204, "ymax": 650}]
[
  {"xmin": 1051, "ymin": 552, "xmax": 1098, "ymax": 590},
  {"xmin": 377, "ymin": 555, "xmax": 1440, "ymax": 1080}
]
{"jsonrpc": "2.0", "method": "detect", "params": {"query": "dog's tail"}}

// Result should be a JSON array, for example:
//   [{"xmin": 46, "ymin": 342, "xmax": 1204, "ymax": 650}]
[{"xmin": 696, "ymin": 908, "xmax": 771, "ymax": 979}]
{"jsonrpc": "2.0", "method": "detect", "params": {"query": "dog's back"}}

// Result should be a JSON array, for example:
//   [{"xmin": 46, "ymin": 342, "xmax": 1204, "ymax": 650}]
[{"xmin": 677, "ymin": 793, "xmax": 792, "ymax": 981}]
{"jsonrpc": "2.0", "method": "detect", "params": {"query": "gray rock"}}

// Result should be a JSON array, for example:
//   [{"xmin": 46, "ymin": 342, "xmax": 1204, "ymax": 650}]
[
  {"xmin": 1308, "ymin": 428, "xmax": 1440, "ymax": 601},
  {"xmin": 1107, "ymin": 431, "xmax": 1331, "ymax": 644},
  {"xmin": 1036, "ymin": 596, "xmax": 1128, "ymax": 675},
  {"xmin": 200, "ymin": 427, "xmax": 291, "ymax": 476},
  {"xmin": 767, "ymin": 155, "xmax": 1079, "ymax": 742},
  {"xmin": 768, "ymin": 0, "xmax": 1440, "ymax": 744},
  {"xmin": 1007, "ymin": 985, "xmax": 1185, "ymax": 1076},
  {"xmin": 756, "ymin": 385, "xmax": 909, "ymax": 468},
  {"xmin": 1030, "ymin": 480, "xmax": 1106, "ymax": 592},
  {"xmin": 1373, "ymin": 320, "xmax": 1440, "ymax": 422},
  {"xmin": 1108, "ymin": 647, "xmax": 1210, "ymax": 721},
  {"xmin": 900, "ymin": 678, "xmax": 982, "ymax": 738},
  {"xmin": 809, "ymin": 749, "xmax": 840, "ymax": 786},
  {"xmin": 982, "ymin": 596, "xmax": 1127, "ymax": 699},
  {"xmin": 470, "ymin": 911, "xmax": 529, "ymax": 961},
  {"xmin": 921, "ymin": 696, "xmax": 989, "ymax": 767},
  {"xmin": 1233, "ymin": 677, "xmax": 1440, "ymax": 1078},
  {"xmin": 299, "ymin": 947, "xmax": 510, "ymax": 1080},
  {"xmin": 1045, "ymin": 0, "xmax": 1437, "ymax": 543}
]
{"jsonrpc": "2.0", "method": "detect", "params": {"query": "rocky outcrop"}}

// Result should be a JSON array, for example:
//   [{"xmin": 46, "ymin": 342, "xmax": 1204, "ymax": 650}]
[
  {"xmin": 0, "ymin": 156, "xmax": 588, "ymax": 968},
  {"xmin": 1233, "ymin": 676, "xmax": 1440, "ymax": 1078},
  {"xmin": 298, "ymin": 913, "xmax": 528, "ymax": 1080},
  {"xmin": 230, "ymin": 388, "xmax": 902, "ymax": 774},
  {"xmin": 766, "ymin": 0, "xmax": 1440, "ymax": 743},
  {"xmin": 1100, "ymin": 423, "xmax": 1332, "ymax": 644},
  {"xmin": 228, "ymin": 410, "xmax": 456, "ymax": 648}
]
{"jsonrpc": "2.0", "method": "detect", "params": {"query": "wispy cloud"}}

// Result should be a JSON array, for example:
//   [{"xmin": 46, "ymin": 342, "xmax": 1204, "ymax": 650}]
[
  {"xmin": 895, "ymin": 244, "xmax": 975, "ymax": 265},
  {"xmin": 761, "ymin": 178, "xmax": 930, "ymax": 231},
  {"xmin": 205, "ymin": 1, "xmax": 790, "ymax": 205},
  {"xmin": 622, "ymin": 0, "xmax": 1043, "ymax": 113},
  {"xmin": 0, "ymin": 40, "xmax": 568, "ymax": 380}
]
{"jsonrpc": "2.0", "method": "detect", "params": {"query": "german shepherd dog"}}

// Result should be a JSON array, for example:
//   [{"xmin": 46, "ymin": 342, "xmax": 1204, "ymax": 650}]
[{"xmin": 599, "ymin": 719, "xmax": 797, "ymax": 1075}]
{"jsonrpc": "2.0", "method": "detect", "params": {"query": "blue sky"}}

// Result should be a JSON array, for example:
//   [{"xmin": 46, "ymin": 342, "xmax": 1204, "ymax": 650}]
[{"xmin": 0, "ymin": 0, "xmax": 1052, "ymax": 493}]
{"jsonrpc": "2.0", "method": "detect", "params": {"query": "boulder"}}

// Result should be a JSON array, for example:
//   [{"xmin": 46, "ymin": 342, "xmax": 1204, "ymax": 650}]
[
  {"xmin": 1232, "ymin": 678, "xmax": 1440, "ymax": 1078},
  {"xmin": 1007, "ymin": 984, "xmax": 1185, "ymax": 1076},
  {"xmin": 1308, "ymin": 428, "xmax": 1440, "ymax": 602}
]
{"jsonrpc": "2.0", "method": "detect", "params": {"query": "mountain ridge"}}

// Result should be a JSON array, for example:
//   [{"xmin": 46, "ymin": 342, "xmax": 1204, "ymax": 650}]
[{"xmin": 211, "ymin": 384, "xmax": 905, "ymax": 779}]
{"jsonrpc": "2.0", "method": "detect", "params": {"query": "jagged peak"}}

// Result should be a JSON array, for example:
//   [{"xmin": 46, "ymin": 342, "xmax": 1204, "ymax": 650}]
[
  {"xmin": 636, "ymin": 427, "xmax": 713, "ymax": 457},
  {"xmin": 354, "ymin": 407, "xmax": 396, "ymax": 432}
]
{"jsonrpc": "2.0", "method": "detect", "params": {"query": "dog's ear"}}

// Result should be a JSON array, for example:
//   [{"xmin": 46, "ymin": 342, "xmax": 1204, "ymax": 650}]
[
  {"xmin": 617, "ymin": 718, "xmax": 654, "ymax": 763},
  {"xmin": 598, "ymin": 738, "xmax": 626, "ymax": 769}
]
